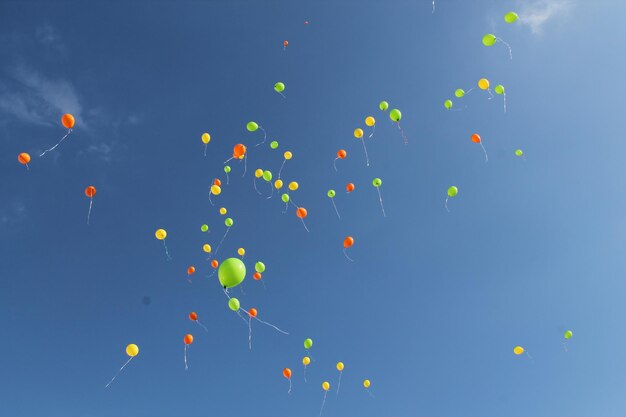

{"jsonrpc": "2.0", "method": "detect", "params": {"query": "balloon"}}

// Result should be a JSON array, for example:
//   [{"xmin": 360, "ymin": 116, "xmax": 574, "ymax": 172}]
[
  {"xmin": 274, "ymin": 179, "xmax": 283, "ymax": 189},
  {"xmin": 455, "ymin": 89, "xmax": 465, "ymax": 98},
  {"xmin": 187, "ymin": 266, "xmax": 195, "ymax": 275},
  {"xmin": 327, "ymin": 190, "xmax": 336, "ymax": 198},
  {"xmin": 85, "ymin": 186, "xmax": 97, "ymax": 197},
  {"xmin": 211, "ymin": 259, "xmax": 219, "ymax": 268},
  {"xmin": 61, "ymin": 113, "xmax": 75, "ymax": 129},
  {"xmin": 201, "ymin": 133, "xmax": 211, "ymax": 144},
  {"xmin": 246, "ymin": 122, "xmax": 259, "ymax": 132},
  {"xmin": 126, "ymin": 344, "xmax": 139, "ymax": 357},
  {"xmin": 346, "ymin": 183, "xmax": 355, "ymax": 192},
  {"xmin": 255, "ymin": 262, "xmax": 266, "ymax": 273},
  {"xmin": 447, "ymin": 186, "xmax": 458, "ymax": 197},
  {"xmin": 237, "ymin": 247, "xmax": 245, "ymax": 256},
  {"xmin": 233, "ymin": 144, "xmax": 247, "ymax": 158},
  {"xmin": 283, "ymin": 368, "xmax": 292, "ymax": 379},
  {"xmin": 336, "ymin": 362, "xmax": 344, "ymax": 371},
  {"xmin": 363, "ymin": 379, "xmax": 371, "ymax": 388},
  {"xmin": 343, "ymin": 236, "xmax": 354, "ymax": 248},
  {"xmin": 203, "ymin": 244, "xmax": 212, "ymax": 253},
  {"xmin": 379, "ymin": 101, "xmax": 389, "ymax": 111},
  {"xmin": 337, "ymin": 149, "xmax": 346, "ymax": 159},
  {"xmin": 389, "ymin": 109, "xmax": 402, "ymax": 122},
  {"xmin": 303, "ymin": 356, "xmax": 311, "ymax": 366},
  {"xmin": 515, "ymin": 149, "xmax": 524, "ymax": 157},
  {"xmin": 504, "ymin": 12, "xmax": 519, "ymax": 23},
  {"xmin": 564, "ymin": 330, "xmax": 573, "ymax": 339},
  {"xmin": 184, "ymin": 334, "xmax": 194, "ymax": 345},
  {"xmin": 478, "ymin": 78, "xmax": 490, "ymax": 90},
  {"xmin": 155, "ymin": 229, "xmax": 167, "ymax": 240},
  {"xmin": 283, "ymin": 40, "xmax": 288, "ymax": 47},
  {"xmin": 296, "ymin": 207, "xmax": 307, "ymax": 218},
  {"xmin": 201, "ymin": 224, "xmax": 209, "ymax": 232},
  {"xmin": 288, "ymin": 182, "xmax": 299, "ymax": 191},
  {"xmin": 444, "ymin": 100, "xmax": 453, "ymax": 109},
  {"xmin": 262, "ymin": 170, "xmax": 273, "ymax": 181},
  {"xmin": 218, "ymin": 257, "xmax": 246, "ymax": 288},
  {"xmin": 228, "ymin": 297, "xmax": 240, "ymax": 311},
  {"xmin": 365, "ymin": 116, "xmax": 375, "ymax": 126},
  {"xmin": 248, "ymin": 308, "xmax": 258, "ymax": 318},
  {"xmin": 214, "ymin": 178, "xmax": 221, "ymax": 187},
  {"xmin": 471, "ymin": 133, "xmax": 481, "ymax": 143},
  {"xmin": 270, "ymin": 141, "xmax": 279, "ymax": 149},
  {"xmin": 189, "ymin": 312, "xmax": 198, "ymax": 321},
  {"xmin": 274, "ymin": 82, "xmax": 285, "ymax": 93},
  {"xmin": 284, "ymin": 151, "xmax": 293, "ymax": 160},
  {"xmin": 18, "ymin": 153, "xmax": 30, "ymax": 165},
  {"xmin": 322, "ymin": 381, "xmax": 330, "ymax": 391},
  {"xmin": 224, "ymin": 165, "xmax": 231, "ymax": 173},
  {"xmin": 482, "ymin": 34, "xmax": 497, "ymax": 47},
  {"xmin": 354, "ymin": 128, "xmax": 364, "ymax": 139},
  {"xmin": 304, "ymin": 338, "xmax": 313, "ymax": 349},
  {"xmin": 494, "ymin": 85, "xmax": 505, "ymax": 95},
  {"xmin": 219, "ymin": 207, "xmax": 227, "ymax": 215},
  {"xmin": 281, "ymin": 193, "xmax": 290, "ymax": 203},
  {"xmin": 225, "ymin": 218, "xmax": 233, "ymax": 227},
  {"xmin": 513, "ymin": 346, "xmax": 524, "ymax": 355},
  {"xmin": 253, "ymin": 272, "xmax": 262, "ymax": 280},
  {"xmin": 372, "ymin": 178, "xmax": 382, "ymax": 187},
  {"xmin": 211, "ymin": 185, "xmax": 221, "ymax": 195},
  {"xmin": 255, "ymin": 169, "xmax": 263, "ymax": 178}
]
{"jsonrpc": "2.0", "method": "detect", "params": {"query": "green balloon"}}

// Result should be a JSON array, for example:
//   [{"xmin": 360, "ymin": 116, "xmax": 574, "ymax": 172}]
[
  {"xmin": 270, "ymin": 141, "xmax": 279, "ymax": 149},
  {"xmin": 482, "ymin": 34, "xmax": 497, "ymax": 47},
  {"xmin": 304, "ymin": 338, "xmax": 313, "ymax": 349},
  {"xmin": 504, "ymin": 12, "xmax": 519, "ymax": 24},
  {"xmin": 262, "ymin": 170, "xmax": 273, "ymax": 182},
  {"xmin": 455, "ymin": 89, "xmax": 465, "ymax": 98},
  {"xmin": 564, "ymin": 330, "xmax": 573, "ymax": 339},
  {"xmin": 372, "ymin": 178, "xmax": 382, "ymax": 188},
  {"xmin": 389, "ymin": 109, "xmax": 401, "ymax": 122},
  {"xmin": 247, "ymin": 121, "xmax": 259, "ymax": 132},
  {"xmin": 274, "ymin": 82, "xmax": 285, "ymax": 93},
  {"xmin": 444, "ymin": 99, "xmax": 453, "ymax": 109},
  {"xmin": 225, "ymin": 218, "xmax": 234, "ymax": 227},
  {"xmin": 281, "ymin": 193, "xmax": 290, "ymax": 203},
  {"xmin": 447, "ymin": 186, "xmax": 458, "ymax": 197},
  {"xmin": 201, "ymin": 224, "xmax": 209, "ymax": 232},
  {"xmin": 379, "ymin": 101, "xmax": 389, "ymax": 111},
  {"xmin": 228, "ymin": 297, "xmax": 240, "ymax": 311},
  {"xmin": 218, "ymin": 258, "xmax": 246, "ymax": 288},
  {"xmin": 224, "ymin": 165, "xmax": 231, "ymax": 173},
  {"xmin": 494, "ymin": 85, "xmax": 505, "ymax": 95},
  {"xmin": 255, "ymin": 261, "xmax": 266, "ymax": 273},
  {"xmin": 515, "ymin": 149, "xmax": 523, "ymax": 157},
  {"xmin": 327, "ymin": 189, "xmax": 336, "ymax": 198}
]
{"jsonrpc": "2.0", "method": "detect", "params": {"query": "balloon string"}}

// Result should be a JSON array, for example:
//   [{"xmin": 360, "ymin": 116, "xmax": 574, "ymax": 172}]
[
  {"xmin": 25, "ymin": 163, "xmax": 30, "ymax": 171},
  {"xmin": 432, "ymin": 0, "xmax": 435, "ymax": 13},
  {"xmin": 226, "ymin": 173, "xmax": 230, "ymax": 185},
  {"xmin": 487, "ymin": 89, "xmax": 494, "ymax": 100},
  {"xmin": 224, "ymin": 156, "xmax": 234, "ymax": 164},
  {"xmin": 203, "ymin": 143, "xmax": 208, "ymax": 157},
  {"xmin": 87, "ymin": 197, "xmax": 94, "ymax": 225},
  {"xmin": 497, "ymin": 38, "xmax": 513, "ymax": 60},
  {"xmin": 343, "ymin": 248, "xmax": 354, "ymax": 262},
  {"xmin": 319, "ymin": 391, "xmax": 328, "ymax": 417},
  {"xmin": 214, "ymin": 227, "xmax": 230, "ymax": 255},
  {"xmin": 503, "ymin": 92, "xmax": 507, "ymax": 113},
  {"xmin": 184, "ymin": 344, "xmax": 189, "ymax": 370},
  {"xmin": 105, "ymin": 356, "xmax": 133, "ymax": 388},
  {"xmin": 242, "ymin": 153, "xmax": 248, "ymax": 177},
  {"xmin": 266, "ymin": 181, "xmax": 273, "ymax": 199},
  {"xmin": 331, "ymin": 199, "xmax": 341, "ymax": 219},
  {"xmin": 360, "ymin": 138, "xmax": 370, "ymax": 167},
  {"xmin": 282, "ymin": 201, "xmax": 289, "ymax": 214},
  {"xmin": 288, "ymin": 378, "xmax": 292, "ymax": 395},
  {"xmin": 366, "ymin": 388, "xmax": 375, "ymax": 398},
  {"xmin": 254, "ymin": 316, "xmax": 289, "ymax": 335},
  {"xmin": 278, "ymin": 91, "xmax": 286, "ymax": 99},
  {"xmin": 209, "ymin": 192, "xmax": 215, "ymax": 206},
  {"xmin": 480, "ymin": 142, "xmax": 489, "ymax": 162},
  {"xmin": 40, "ymin": 129, "xmax": 71, "ymax": 157},
  {"xmin": 253, "ymin": 178, "xmax": 263, "ymax": 195},
  {"xmin": 333, "ymin": 158, "xmax": 339, "ymax": 172},
  {"xmin": 563, "ymin": 341, "xmax": 568, "ymax": 352},
  {"xmin": 376, "ymin": 188, "xmax": 387, "ymax": 217},
  {"xmin": 248, "ymin": 317, "xmax": 253, "ymax": 350},
  {"xmin": 445, "ymin": 196, "xmax": 450, "ymax": 212},
  {"xmin": 299, "ymin": 217, "xmax": 310, "ymax": 233},
  {"xmin": 163, "ymin": 240, "xmax": 172, "ymax": 260},
  {"xmin": 396, "ymin": 123, "xmax": 408, "ymax": 145},
  {"xmin": 368, "ymin": 124, "xmax": 376, "ymax": 139},
  {"xmin": 304, "ymin": 365, "xmax": 308, "ymax": 383},
  {"xmin": 278, "ymin": 159, "xmax": 287, "ymax": 179},
  {"xmin": 195, "ymin": 320, "xmax": 209, "ymax": 333},
  {"xmin": 336, "ymin": 371, "xmax": 342, "ymax": 395},
  {"xmin": 254, "ymin": 126, "xmax": 267, "ymax": 147}
]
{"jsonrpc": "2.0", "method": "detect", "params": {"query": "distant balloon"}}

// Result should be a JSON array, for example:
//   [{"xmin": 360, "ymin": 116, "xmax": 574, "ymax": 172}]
[
  {"xmin": 281, "ymin": 193, "xmax": 290, "ymax": 203},
  {"xmin": 478, "ymin": 78, "xmax": 490, "ymax": 90},
  {"xmin": 184, "ymin": 334, "xmax": 194, "ymax": 345},
  {"xmin": 289, "ymin": 182, "xmax": 299, "ymax": 191},
  {"xmin": 336, "ymin": 362, "xmax": 344, "ymax": 371},
  {"xmin": 203, "ymin": 244, "xmax": 212, "ymax": 253},
  {"xmin": 219, "ymin": 207, "xmax": 227, "ymax": 215},
  {"xmin": 494, "ymin": 85, "xmax": 505, "ymax": 95},
  {"xmin": 201, "ymin": 133, "xmax": 211, "ymax": 144},
  {"xmin": 18, "ymin": 152, "xmax": 31, "ymax": 169},
  {"xmin": 187, "ymin": 266, "xmax": 195, "ymax": 275},
  {"xmin": 379, "ymin": 101, "xmax": 389, "ymax": 111},
  {"xmin": 270, "ymin": 141, "xmax": 279, "ymax": 149},
  {"xmin": 233, "ymin": 143, "xmax": 247, "ymax": 158},
  {"xmin": 372, "ymin": 178, "xmax": 382, "ymax": 187},
  {"xmin": 513, "ymin": 346, "xmax": 524, "ymax": 355},
  {"xmin": 354, "ymin": 128, "xmax": 364, "ymax": 139},
  {"xmin": 218, "ymin": 257, "xmax": 246, "ymax": 288},
  {"xmin": 247, "ymin": 122, "xmax": 259, "ymax": 132},
  {"xmin": 274, "ymin": 82, "xmax": 286, "ymax": 98},
  {"xmin": 62, "ymin": 113, "xmax": 75, "ymax": 129},
  {"xmin": 228, "ymin": 298, "xmax": 240, "ymax": 311},
  {"xmin": 322, "ymin": 381, "xmax": 330, "ymax": 391},
  {"xmin": 263, "ymin": 170, "xmax": 273, "ymax": 182},
  {"xmin": 504, "ymin": 12, "xmax": 519, "ymax": 23},
  {"xmin": 365, "ymin": 116, "xmax": 375, "ymax": 127},
  {"xmin": 304, "ymin": 338, "xmax": 313, "ymax": 349},
  {"xmin": 515, "ymin": 149, "xmax": 524, "ymax": 157},
  {"xmin": 275, "ymin": 179, "xmax": 283, "ymax": 190},
  {"xmin": 126, "ymin": 344, "xmax": 139, "ymax": 357},
  {"xmin": 447, "ymin": 186, "xmax": 458, "ymax": 197},
  {"xmin": 155, "ymin": 229, "xmax": 167, "ymax": 240},
  {"xmin": 303, "ymin": 356, "xmax": 311, "ymax": 366},
  {"xmin": 296, "ymin": 207, "xmax": 308, "ymax": 218},
  {"xmin": 327, "ymin": 190, "xmax": 336, "ymax": 198},
  {"xmin": 346, "ymin": 183, "xmax": 355, "ymax": 193},
  {"xmin": 444, "ymin": 99, "xmax": 453, "ymax": 110},
  {"xmin": 389, "ymin": 109, "xmax": 402, "ymax": 122},
  {"xmin": 455, "ymin": 89, "xmax": 465, "ymax": 98},
  {"xmin": 201, "ymin": 224, "xmax": 209, "ymax": 232},
  {"xmin": 238, "ymin": 247, "xmax": 245, "ymax": 257},
  {"xmin": 225, "ymin": 217, "xmax": 233, "ymax": 227},
  {"xmin": 564, "ymin": 330, "xmax": 573, "ymax": 339},
  {"xmin": 255, "ymin": 261, "xmax": 266, "ymax": 273},
  {"xmin": 482, "ymin": 33, "xmax": 497, "ymax": 46}
]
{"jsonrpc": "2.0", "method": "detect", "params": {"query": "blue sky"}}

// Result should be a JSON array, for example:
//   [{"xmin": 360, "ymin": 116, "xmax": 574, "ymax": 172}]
[{"xmin": 2, "ymin": 1, "xmax": 626, "ymax": 416}]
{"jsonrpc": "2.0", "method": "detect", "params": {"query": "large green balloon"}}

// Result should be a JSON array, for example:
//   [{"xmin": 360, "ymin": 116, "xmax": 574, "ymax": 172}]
[
  {"xmin": 515, "ymin": 149, "xmax": 523, "ymax": 157},
  {"xmin": 389, "ymin": 109, "xmax": 402, "ymax": 122},
  {"xmin": 281, "ymin": 193, "xmax": 290, "ymax": 203},
  {"xmin": 564, "ymin": 330, "xmax": 573, "ymax": 339},
  {"xmin": 247, "ymin": 121, "xmax": 259, "ymax": 132},
  {"xmin": 379, "ymin": 101, "xmax": 389, "ymax": 111},
  {"xmin": 372, "ymin": 178, "xmax": 382, "ymax": 188},
  {"xmin": 270, "ymin": 141, "xmax": 279, "ymax": 149},
  {"xmin": 274, "ymin": 82, "xmax": 285, "ymax": 93},
  {"xmin": 225, "ymin": 218, "xmax": 234, "ymax": 227},
  {"xmin": 201, "ymin": 224, "xmax": 209, "ymax": 232},
  {"xmin": 447, "ymin": 186, "xmax": 458, "ymax": 197},
  {"xmin": 504, "ymin": 12, "xmax": 519, "ymax": 24},
  {"xmin": 224, "ymin": 165, "xmax": 231, "ymax": 173},
  {"xmin": 304, "ymin": 338, "xmax": 313, "ymax": 349},
  {"xmin": 263, "ymin": 170, "xmax": 273, "ymax": 182},
  {"xmin": 327, "ymin": 189, "xmax": 336, "ymax": 198},
  {"xmin": 494, "ymin": 85, "xmax": 505, "ymax": 95},
  {"xmin": 218, "ymin": 258, "xmax": 246, "ymax": 288},
  {"xmin": 455, "ymin": 89, "xmax": 465, "ymax": 98},
  {"xmin": 444, "ymin": 100, "xmax": 453, "ymax": 110},
  {"xmin": 228, "ymin": 297, "xmax": 240, "ymax": 311},
  {"xmin": 255, "ymin": 261, "xmax": 266, "ymax": 273},
  {"xmin": 482, "ymin": 34, "xmax": 497, "ymax": 47}
]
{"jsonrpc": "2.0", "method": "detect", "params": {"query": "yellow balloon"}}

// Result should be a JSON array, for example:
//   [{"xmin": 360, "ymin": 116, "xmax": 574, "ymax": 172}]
[
  {"xmin": 363, "ymin": 379, "xmax": 371, "ymax": 388},
  {"xmin": 284, "ymin": 151, "xmax": 293, "ymax": 160},
  {"xmin": 201, "ymin": 133, "xmax": 211, "ymax": 144},
  {"xmin": 255, "ymin": 169, "xmax": 263, "ymax": 178},
  {"xmin": 238, "ymin": 154, "xmax": 244, "ymax": 160},
  {"xmin": 288, "ymin": 181, "xmax": 299, "ymax": 191},
  {"xmin": 336, "ymin": 362, "xmax": 344, "ymax": 371},
  {"xmin": 155, "ymin": 229, "xmax": 167, "ymax": 240},
  {"xmin": 219, "ymin": 207, "xmax": 227, "ymax": 215},
  {"xmin": 322, "ymin": 381, "xmax": 330, "ymax": 391},
  {"xmin": 211, "ymin": 185, "xmax": 221, "ymax": 195},
  {"xmin": 237, "ymin": 247, "xmax": 245, "ymax": 256},
  {"xmin": 354, "ymin": 128, "xmax": 364, "ymax": 139},
  {"xmin": 478, "ymin": 78, "xmax": 490, "ymax": 90},
  {"xmin": 365, "ymin": 116, "xmax": 375, "ymax": 127},
  {"xmin": 274, "ymin": 179, "xmax": 283, "ymax": 189},
  {"xmin": 302, "ymin": 356, "xmax": 311, "ymax": 366},
  {"xmin": 513, "ymin": 346, "xmax": 524, "ymax": 355},
  {"xmin": 126, "ymin": 343, "xmax": 139, "ymax": 357},
  {"xmin": 203, "ymin": 244, "xmax": 212, "ymax": 253}
]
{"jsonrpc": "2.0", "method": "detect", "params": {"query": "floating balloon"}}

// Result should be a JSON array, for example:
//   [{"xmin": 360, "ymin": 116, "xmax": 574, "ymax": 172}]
[
  {"xmin": 263, "ymin": 170, "xmax": 273, "ymax": 182},
  {"xmin": 372, "ymin": 178, "xmax": 386, "ymax": 217},
  {"xmin": 283, "ymin": 367, "xmax": 292, "ymax": 394},
  {"xmin": 504, "ymin": 12, "xmax": 519, "ymax": 24},
  {"xmin": 253, "ymin": 168, "xmax": 264, "ymax": 195},
  {"xmin": 201, "ymin": 224, "xmax": 209, "ymax": 232},
  {"xmin": 203, "ymin": 244, "xmax": 212, "ymax": 254},
  {"xmin": 187, "ymin": 266, "xmax": 195, "ymax": 275},
  {"xmin": 455, "ymin": 89, "xmax": 466, "ymax": 98},
  {"xmin": 219, "ymin": 207, "xmax": 227, "ymax": 215},
  {"xmin": 228, "ymin": 297, "xmax": 240, "ymax": 311},
  {"xmin": 303, "ymin": 356, "xmax": 311, "ymax": 382},
  {"xmin": 247, "ymin": 121, "xmax": 267, "ymax": 147},
  {"xmin": 289, "ymin": 181, "xmax": 299, "ymax": 191},
  {"xmin": 281, "ymin": 193, "xmax": 290, "ymax": 203},
  {"xmin": 201, "ymin": 132, "xmax": 210, "ymax": 156},
  {"xmin": 336, "ymin": 362, "xmax": 344, "ymax": 395},
  {"xmin": 209, "ymin": 184, "xmax": 221, "ymax": 206},
  {"xmin": 274, "ymin": 82, "xmax": 286, "ymax": 98},
  {"xmin": 320, "ymin": 382, "xmax": 330, "ymax": 416},
  {"xmin": 189, "ymin": 311, "xmax": 208, "ymax": 332},
  {"xmin": 211, "ymin": 259, "xmax": 219, "ymax": 269},
  {"xmin": 278, "ymin": 151, "xmax": 292, "ymax": 179},
  {"xmin": 346, "ymin": 183, "xmax": 355, "ymax": 193},
  {"xmin": 379, "ymin": 101, "xmax": 389, "ymax": 111},
  {"xmin": 494, "ymin": 84, "xmax": 507, "ymax": 112},
  {"xmin": 213, "ymin": 178, "xmax": 222, "ymax": 187},
  {"xmin": 255, "ymin": 261, "xmax": 265, "ymax": 273},
  {"xmin": 322, "ymin": 381, "xmax": 330, "ymax": 391},
  {"xmin": 253, "ymin": 272, "xmax": 262, "ymax": 280},
  {"xmin": 40, "ymin": 113, "xmax": 75, "ymax": 157},
  {"xmin": 237, "ymin": 247, "xmax": 245, "ymax": 257},
  {"xmin": 478, "ymin": 78, "xmax": 490, "ymax": 91},
  {"xmin": 155, "ymin": 229, "xmax": 171, "ymax": 259},
  {"xmin": 563, "ymin": 330, "xmax": 573, "ymax": 351},
  {"xmin": 515, "ymin": 149, "xmax": 524, "ymax": 157},
  {"xmin": 328, "ymin": 189, "xmax": 340, "ymax": 219},
  {"xmin": 445, "ymin": 186, "xmax": 458, "ymax": 212},
  {"xmin": 343, "ymin": 236, "xmax": 354, "ymax": 261},
  {"xmin": 471, "ymin": 133, "xmax": 488, "ymax": 162},
  {"xmin": 363, "ymin": 379, "xmax": 374, "ymax": 397},
  {"xmin": 482, "ymin": 33, "xmax": 512, "ymax": 59},
  {"xmin": 365, "ymin": 116, "xmax": 376, "ymax": 138},
  {"xmin": 334, "ymin": 149, "xmax": 347, "ymax": 171},
  {"xmin": 105, "ymin": 343, "xmax": 139, "ymax": 387},
  {"xmin": 444, "ymin": 99, "xmax": 453, "ymax": 110},
  {"xmin": 274, "ymin": 179, "xmax": 283, "ymax": 190},
  {"xmin": 304, "ymin": 338, "xmax": 313, "ymax": 350},
  {"xmin": 513, "ymin": 346, "xmax": 524, "ymax": 355},
  {"xmin": 283, "ymin": 40, "xmax": 288, "ymax": 50},
  {"xmin": 355, "ymin": 128, "xmax": 370, "ymax": 166},
  {"xmin": 270, "ymin": 140, "xmax": 279, "ymax": 149},
  {"xmin": 389, "ymin": 109, "xmax": 407, "ymax": 144},
  {"xmin": 218, "ymin": 258, "xmax": 246, "ymax": 288},
  {"xmin": 224, "ymin": 165, "xmax": 231, "ymax": 184},
  {"xmin": 183, "ymin": 334, "xmax": 193, "ymax": 370},
  {"xmin": 84, "ymin": 186, "xmax": 96, "ymax": 225},
  {"xmin": 296, "ymin": 207, "xmax": 310, "ymax": 232},
  {"xmin": 18, "ymin": 153, "xmax": 31, "ymax": 170}
]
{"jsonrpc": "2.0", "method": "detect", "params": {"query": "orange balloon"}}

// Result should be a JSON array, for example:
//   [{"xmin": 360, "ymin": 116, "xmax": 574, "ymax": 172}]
[
  {"xmin": 248, "ymin": 308, "xmax": 258, "ymax": 318},
  {"xmin": 233, "ymin": 144, "xmax": 247, "ymax": 158},
  {"xmin": 184, "ymin": 334, "xmax": 194, "ymax": 345},
  {"xmin": 211, "ymin": 260, "xmax": 219, "ymax": 269},
  {"xmin": 283, "ymin": 40, "xmax": 289, "ymax": 47},
  {"xmin": 346, "ymin": 183, "xmax": 355, "ymax": 193},
  {"xmin": 283, "ymin": 368, "xmax": 292, "ymax": 379},
  {"xmin": 187, "ymin": 266, "xmax": 196, "ymax": 275},
  {"xmin": 253, "ymin": 272, "xmax": 262, "ymax": 281},
  {"xmin": 337, "ymin": 149, "xmax": 347, "ymax": 159},
  {"xmin": 471, "ymin": 133, "xmax": 481, "ymax": 143},
  {"xmin": 343, "ymin": 236, "xmax": 354, "ymax": 248},
  {"xmin": 189, "ymin": 312, "xmax": 198, "ymax": 321},
  {"xmin": 18, "ymin": 153, "xmax": 31, "ymax": 165},
  {"xmin": 61, "ymin": 113, "xmax": 75, "ymax": 129},
  {"xmin": 296, "ymin": 207, "xmax": 308, "ymax": 219},
  {"xmin": 214, "ymin": 178, "xmax": 222, "ymax": 187},
  {"xmin": 84, "ymin": 186, "xmax": 96, "ymax": 198}
]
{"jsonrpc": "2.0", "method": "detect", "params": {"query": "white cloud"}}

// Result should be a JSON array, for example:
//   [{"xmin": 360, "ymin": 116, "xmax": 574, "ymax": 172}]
[{"xmin": 519, "ymin": 0, "xmax": 573, "ymax": 34}]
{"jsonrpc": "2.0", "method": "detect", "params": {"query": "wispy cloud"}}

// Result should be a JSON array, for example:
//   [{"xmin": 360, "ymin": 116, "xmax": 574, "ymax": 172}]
[
  {"xmin": 519, "ymin": 0, "xmax": 573, "ymax": 35},
  {"xmin": 0, "ymin": 200, "xmax": 26, "ymax": 225}
]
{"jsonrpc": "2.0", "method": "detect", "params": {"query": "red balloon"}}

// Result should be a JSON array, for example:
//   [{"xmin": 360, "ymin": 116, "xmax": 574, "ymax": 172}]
[
  {"xmin": 283, "ymin": 368, "xmax": 292, "ymax": 379},
  {"xmin": 211, "ymin": 260, "xmax": 219, "ymax": 269},
  {"xmin": 85, "ymin": 186, "xmax": 96, "ymax": 198},
  {"xmin": 61, "ymin": 113, "xmax": 75, "ymax": 129},
  {"xmin": 346, "ymin": 183, "xmax": 355, "ymax": 193},
  {"xmin": 337, "ymin": 149, "xmax": 346, "ymax": 159},
  {"xmin": 296, "ymin": 207, "xmax": 308, "ymax": 219},
  {"xmin": 233, "ymin": 144, "xmax": 247, "ymax": 158},
  {"xmin": 248, "ymin": 308, "xmax": 258, "ymax": 318},
  {"xmin": 187, "ymin": 266, "xmax": 196, "ymax": 275},
  {"xmin": 184, "ymin": 334, "xmax": 194, "ymax": 345},
  {"xmin": 471, "ymin": 133, "xmax": 481, "ymax": 143},
  {"xmin": 18, "ymin": 153, "xmax": 31, "ymax": 165},
  {"xmin": 214, "ymin": 178, "xmax": 221, "ymax": 187},
  {"xmin": 189, "ymin": 312, "xmax": 198, "ymax": 321},
  {"xmin": 253, "ymin": 272, "xmax": 262, "ymax": 281},
  {"xmin": 343, "ymin": 236, "xmax": 354, "ymax": 248}
]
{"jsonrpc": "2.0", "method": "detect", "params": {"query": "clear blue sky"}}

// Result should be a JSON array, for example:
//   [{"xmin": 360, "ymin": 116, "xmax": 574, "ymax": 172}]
[{"xmin": 2, "ymin": 1, "xmax": 626, "ymax": 416}]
